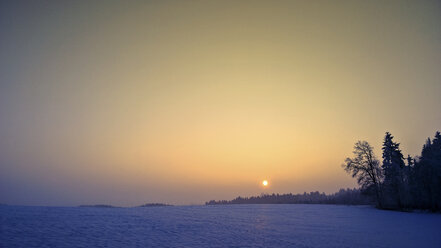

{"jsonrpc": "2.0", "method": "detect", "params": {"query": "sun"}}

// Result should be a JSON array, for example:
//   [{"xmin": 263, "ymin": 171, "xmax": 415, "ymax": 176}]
[{"xmin": 262, "ymin": 180, "xmax": 268, "ymax": 187}]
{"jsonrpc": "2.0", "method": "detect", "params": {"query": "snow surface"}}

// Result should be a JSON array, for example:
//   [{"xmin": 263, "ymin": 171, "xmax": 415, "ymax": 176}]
[{"xmin": 1, "ymin": 204, "xmax": 440, "ymax": 247}]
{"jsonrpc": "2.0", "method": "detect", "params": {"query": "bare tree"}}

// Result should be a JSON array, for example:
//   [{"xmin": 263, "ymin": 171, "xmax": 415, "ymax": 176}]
[{"xmin": 343, "ymin": 141, "xmax": 384, "ymax": 208}]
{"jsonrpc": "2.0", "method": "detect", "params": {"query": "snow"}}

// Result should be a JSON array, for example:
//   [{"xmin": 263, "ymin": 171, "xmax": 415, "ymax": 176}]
[{"xmin": 1, "ymin": 204, "xmax": 440, "ymax": 247}]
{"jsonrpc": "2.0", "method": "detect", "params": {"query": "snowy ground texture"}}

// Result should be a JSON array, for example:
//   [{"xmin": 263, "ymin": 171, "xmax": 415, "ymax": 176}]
[{"xmin": 1, "ymin": 204, "xmax": 440, "ymax": 248}]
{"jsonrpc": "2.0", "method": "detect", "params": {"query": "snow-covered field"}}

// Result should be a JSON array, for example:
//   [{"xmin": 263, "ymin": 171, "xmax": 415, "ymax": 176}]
[{"xmin": 1, "ymin": 204, "xmax": 440, "ymax": 247}]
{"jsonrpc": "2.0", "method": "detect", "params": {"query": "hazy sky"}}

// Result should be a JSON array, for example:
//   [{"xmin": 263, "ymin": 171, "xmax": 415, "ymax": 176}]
[{"xmin": 1, "ymin": 0, "xmax": 440, "ymax": 206}]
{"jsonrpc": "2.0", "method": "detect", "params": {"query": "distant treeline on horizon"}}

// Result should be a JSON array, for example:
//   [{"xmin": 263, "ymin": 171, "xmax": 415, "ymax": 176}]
[{"xmin": 206, "ymin": 188, "xmax": 372, "ymax": 205}]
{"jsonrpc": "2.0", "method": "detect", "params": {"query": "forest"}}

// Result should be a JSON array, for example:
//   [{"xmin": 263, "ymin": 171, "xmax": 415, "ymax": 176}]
[
  {"xmin": 343, "ymin": 131, "xmax": 441, "ymax": 211},
  {"xmin": 207, "ymin": 131, "xmax": 441, "ymax": 212},
  {"xmin": 206, "ymin": 188, "xmax": 372, "ymax": 205}
]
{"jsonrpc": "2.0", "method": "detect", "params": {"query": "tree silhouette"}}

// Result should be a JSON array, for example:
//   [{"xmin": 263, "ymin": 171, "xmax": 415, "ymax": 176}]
[
  {"xmin": 412, "ymin": 131, "xmax": 441, "ymax": 210},
  {"xmin": 206, "ymin": 188, "xmax": 371, "ymax": 205},
  {"xmin": 381, "ymin": 132, "xmax": 406, "ymax": 209},
  {"xmin": 343, "ymin": 141, "xmax": 383, "ymax": 208},
  {"xmin": 342, "ymin": 131, "xmax": 441, "ymax": 212},
  {"xmin": 210, "ymin": 131, "xmax": 441, "ymax": 212}
]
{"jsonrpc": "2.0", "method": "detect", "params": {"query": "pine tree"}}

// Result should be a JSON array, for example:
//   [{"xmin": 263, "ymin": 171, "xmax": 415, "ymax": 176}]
[
  {"xmin": 406, "ymin": 155, "xmax": 413, "ymax": 167},
  {"xmin": 410, "ymin": 132, "xmax": 441, "ymax": 211},
  {"xmin": 432, "ymin": 132, "xmax": 441, "ymax": 210},
  {"xmin": 381, "ymin": 132, "xmax": 406, "ymax": 209},
  {"xmin": 413, "ymin": 138, "xmax": 432, "ymax": 209},
  {"xmin": 418, "ymin": 132, "xmax": 441, "ymax": 210}
]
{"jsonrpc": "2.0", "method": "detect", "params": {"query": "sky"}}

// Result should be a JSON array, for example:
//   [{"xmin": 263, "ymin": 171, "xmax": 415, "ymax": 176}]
[{"xmin": 1, "ymin": 0, "xmax": 440, "ymax": 206}]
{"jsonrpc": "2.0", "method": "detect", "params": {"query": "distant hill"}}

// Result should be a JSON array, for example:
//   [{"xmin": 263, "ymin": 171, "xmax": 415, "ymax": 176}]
[
  {"xmin": 138, "ymin": 203, "xmax": 172, "ymax": 207},
  {"xmin": 78, "ymin": 204, "xmax": 118, "ymax": 208}
]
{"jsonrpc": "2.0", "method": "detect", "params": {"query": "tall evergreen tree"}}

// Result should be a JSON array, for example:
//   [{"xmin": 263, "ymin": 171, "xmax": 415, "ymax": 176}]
[
  {"xmin": 381, "ymin": 132, "xmax": 406, "ymax": 209},
  {"xmin": 432, "ymin": 132, "xmax": 441, "ymax": 210},
  {"xmin": 412, "ymin": 138, "xmax": 432, "ymax": 209},
  {"xmin": 406, "ymin": 155, "xmax": 413, "ymax": 167},
  {"xmin": 416, "ymin": 132, "xmax": 441, "ymax": 210}
]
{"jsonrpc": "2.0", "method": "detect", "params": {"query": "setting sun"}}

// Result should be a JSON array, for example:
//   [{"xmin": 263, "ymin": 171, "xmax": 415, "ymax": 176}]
[{"xmin": 262, "ymin": 180, "xmax": 269, "ymax": 187}]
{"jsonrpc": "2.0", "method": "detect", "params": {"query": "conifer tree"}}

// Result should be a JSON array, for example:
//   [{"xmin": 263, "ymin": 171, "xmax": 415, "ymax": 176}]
[
  {"xmin": 381, "ymin": 132, "xmax": 405, "ymax": 208},
  {"xmin": 417, "ymin": 132, "xmax": 441, "ymax": 210}
]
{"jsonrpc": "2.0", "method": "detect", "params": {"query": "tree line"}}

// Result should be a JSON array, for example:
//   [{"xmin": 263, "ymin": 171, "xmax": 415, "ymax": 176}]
[
  {"xmin": 343, "ymin": 131, "xmax": 441, "ymax": 211},
  {"xmin": 206, "ymin": 188, "xmax": 372, "ymax": 205}
]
